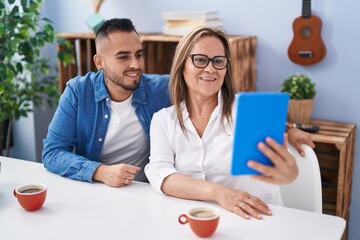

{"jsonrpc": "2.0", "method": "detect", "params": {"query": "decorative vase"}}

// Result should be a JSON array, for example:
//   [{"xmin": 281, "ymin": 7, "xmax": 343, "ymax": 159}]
[{"xmin": 287, "ymin": 99, "xmax": 314, "ymax": 124}]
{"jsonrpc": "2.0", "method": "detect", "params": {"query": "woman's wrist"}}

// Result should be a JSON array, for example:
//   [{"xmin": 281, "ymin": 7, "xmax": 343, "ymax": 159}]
[{"xmin": 210, "ymin": 183, "xmax": 227, "ymax": 203}]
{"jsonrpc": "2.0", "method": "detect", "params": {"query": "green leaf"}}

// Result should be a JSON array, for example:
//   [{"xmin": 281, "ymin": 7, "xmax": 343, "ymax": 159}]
[
  {"xmin": 8, "ymin": 0, "xmax": 16, "ymax": 4},
  {"xmin": 0, "ymin": 23, "xmax": 4, "ymax": 36},
  {"xmin": 36, "ymin": 38, "xmax": 45, "ymax": 47},
  {"xmin": 5, "ymin": 51, "xmax": 14, "ymax": 59},
  {"xmin": 19, "ymin": 41, "xmax": 31, "ymax": 54},
  {"xmin": 57, "ymin": 52, "xmax": 64, "ymax": 62},
  {"xmin": 9, "ymin": 41, "xmax": 18, "ymax": 51},
  {"xmin": 42, "ymin": 17, "xmax": 53, "ymax": 23},
  {"xmin": 29, "ymin": 38, "xmax": 37, "ymax": 46},
  {"xmin": 0, "ymin": 63, "xmax": 6, "ymax": 77},
  {"xmin": 10, "ymin": 5, "xmax": 19, "ymax": 16},
  {"xmin": 23, "ymin": 103, "xmax": 30, "ymax": 108},
  {"xmin": 34, "ymin": 49, "xmax": 40, "ymax": 57},
  {"xmin": 44, "ymin": 24, "xmax": 54, "ymax": 32},
  {"xmin": 16, "ymin": 62, "xmax": 23, "ymax": 73},
  {"xmin": 7, "ymin": 63, "xmax": 16, "ymax": 75},
  {"xmin": 20, "ymin": 0, "xmax": 27, "ymax": 8},
  {"xmin": 5, "ymin": 68, "xmax": 14, "ymax": 81},
  {"xmin": 41, "ymin": 65, "xmax": 49, "ymax": 74},
  {"xmin": 29, "ymin": 1, "xmax": 39, "ymax": 14}
]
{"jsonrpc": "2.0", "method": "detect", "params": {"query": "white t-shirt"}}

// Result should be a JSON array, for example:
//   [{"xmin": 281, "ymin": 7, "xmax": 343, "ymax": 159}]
[
  {"xmin": 145, "ymin": 94, "xmax": 283, "ymax": 205},
  {"xmin": 101, "ymin": 94, "xmax": 149, "ymax": 182}
]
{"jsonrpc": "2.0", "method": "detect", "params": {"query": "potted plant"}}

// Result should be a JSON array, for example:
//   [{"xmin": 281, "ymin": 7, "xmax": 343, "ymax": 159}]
[
  {"xmin": 0, "ymin": 0, "xmax": 73, "ymax": 156},
  {"xmin": 280, "ymin": 73, "xmax": 316, "ymax": 124}
]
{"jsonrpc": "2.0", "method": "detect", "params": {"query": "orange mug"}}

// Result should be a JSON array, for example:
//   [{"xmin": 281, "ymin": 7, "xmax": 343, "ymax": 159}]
[
  {"xmin": 178, "ymin": 206, "xmax": 220, "ymax": 237},
  {"xmin": 13, "ymin": 184, "xmax": 47, "ymax": 211}
]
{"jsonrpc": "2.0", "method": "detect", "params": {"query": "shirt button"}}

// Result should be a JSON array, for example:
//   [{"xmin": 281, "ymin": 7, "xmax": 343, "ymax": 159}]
[
  {"xmin": 104, "ymin": 114, "xmax": 109, "ymax": 119},
  {"xmin": 98, "ymin": 138, "xmax": 103, "ymax": 142}
]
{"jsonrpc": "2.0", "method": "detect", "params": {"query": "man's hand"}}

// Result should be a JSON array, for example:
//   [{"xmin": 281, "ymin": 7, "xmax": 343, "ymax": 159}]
[
  {"xmin": 92, "ymin": 164, "xmax": 140, "ymax": 187},
  {"xmin": 287, "ymin": 127, "xmax": 316, "ymax": 156}
]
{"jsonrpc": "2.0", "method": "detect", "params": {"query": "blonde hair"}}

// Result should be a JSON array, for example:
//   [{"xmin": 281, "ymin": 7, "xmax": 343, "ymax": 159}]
[{"xmin": 169, "ymin": 26, "xmax": 236, "ymax": 134}]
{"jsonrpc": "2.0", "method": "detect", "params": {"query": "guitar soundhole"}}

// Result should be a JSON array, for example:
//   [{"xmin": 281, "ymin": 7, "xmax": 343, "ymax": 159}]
[{"xmin": 301, "ymin": 27, "xmax": 312, "ymax": 39}]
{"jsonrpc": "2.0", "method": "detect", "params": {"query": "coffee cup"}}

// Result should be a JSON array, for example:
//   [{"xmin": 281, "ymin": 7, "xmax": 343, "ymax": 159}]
[
  {"xmin": 13, "ymin": 183, "xmax": 47, "ymax": 211},
  {"xmin": 178, "ymin": 206, "xmax": 220, "ymax": 237}
]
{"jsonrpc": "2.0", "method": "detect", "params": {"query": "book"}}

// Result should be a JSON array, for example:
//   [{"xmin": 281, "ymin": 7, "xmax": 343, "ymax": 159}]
[
  {"xmin": 162, "ymin": 25, "xmax": 223, "ymax": 36},
  {"xmin": 162, "ymin": 11, "xmax": 219, "ymax": 21},
  {"xmin": 165, "ymin": 19, "xmax": 223, "ymax": 28},
  {"xmin": 162, "ymin": 26, "xmax": 194, "ymax": 36}
]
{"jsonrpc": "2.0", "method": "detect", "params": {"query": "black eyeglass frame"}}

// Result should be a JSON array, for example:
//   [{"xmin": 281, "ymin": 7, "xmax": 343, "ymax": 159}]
[{"xmin": 189, "ymin": 54, "xmax": 230, "ymax": 70}]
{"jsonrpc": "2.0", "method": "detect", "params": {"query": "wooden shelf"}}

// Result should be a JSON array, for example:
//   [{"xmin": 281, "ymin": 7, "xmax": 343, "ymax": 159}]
[
  {"xmin": 310, "ymin": 119, "xmax": 356, "ymax": 240},
  {"xmin": 56, "ymin": 32, "xmax": 257, "ymax": 93}
]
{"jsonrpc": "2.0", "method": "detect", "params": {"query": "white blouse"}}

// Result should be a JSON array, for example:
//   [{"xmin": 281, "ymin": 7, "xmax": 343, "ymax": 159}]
[{"xmin": 145, "ymin": 94, "xmax": 283, "ymax": 205}]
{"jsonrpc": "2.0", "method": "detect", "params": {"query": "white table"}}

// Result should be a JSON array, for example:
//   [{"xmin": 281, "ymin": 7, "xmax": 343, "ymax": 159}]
[{"xmin": 0, "ymin": 156, "xmax": 346, "ymax": 240}]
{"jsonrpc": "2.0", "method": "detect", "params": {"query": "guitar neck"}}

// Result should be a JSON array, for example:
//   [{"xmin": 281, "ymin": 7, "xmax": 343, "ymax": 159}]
[{"xmin": 302, "ymin": 0, "xmax": 312, "ymax": 18}]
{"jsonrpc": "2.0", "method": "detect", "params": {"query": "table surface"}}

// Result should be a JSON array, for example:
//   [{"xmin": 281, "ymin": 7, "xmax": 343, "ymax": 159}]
[{"xmin": 0, "ymin": 156, "xmax": 346, "ymax": 240}]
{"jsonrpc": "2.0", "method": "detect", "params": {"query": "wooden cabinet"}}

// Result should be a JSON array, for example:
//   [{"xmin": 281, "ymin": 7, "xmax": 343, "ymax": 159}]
[
  {"xmin": 56, "ymin": 33, "xmax": 257, "ymax": 92},
  {"xmin": 310, "ymin": 119, "xmax": 356, "ymax": 240}
]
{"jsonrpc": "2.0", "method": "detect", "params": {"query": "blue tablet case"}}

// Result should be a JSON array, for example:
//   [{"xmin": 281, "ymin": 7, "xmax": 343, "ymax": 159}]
[{"xmin": 231, "ymin": 92, "xmax": 289, "ymax": 175}]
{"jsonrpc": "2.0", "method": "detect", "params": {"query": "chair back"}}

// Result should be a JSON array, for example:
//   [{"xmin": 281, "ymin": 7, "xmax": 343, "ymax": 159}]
[{"xmin": 280, "ymin": 144, "xmax": 322, "ymax": 213}]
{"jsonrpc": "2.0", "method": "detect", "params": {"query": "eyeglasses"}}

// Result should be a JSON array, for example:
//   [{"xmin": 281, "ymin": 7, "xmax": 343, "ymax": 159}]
[{"xmin": 189, "ymin": 54, "xmax": 230, "ymax": 70}]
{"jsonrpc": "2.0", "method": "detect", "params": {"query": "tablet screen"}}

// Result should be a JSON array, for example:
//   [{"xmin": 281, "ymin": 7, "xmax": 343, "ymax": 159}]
[{"xmin": 231, "ymin": 92, "xmax": 289, "ymax": 175}]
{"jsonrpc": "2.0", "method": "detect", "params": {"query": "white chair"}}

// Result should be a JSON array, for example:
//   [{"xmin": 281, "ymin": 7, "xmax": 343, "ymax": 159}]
[{"xmin": 280, "ymin": 144, "xmax": 323, "ymax": 213}]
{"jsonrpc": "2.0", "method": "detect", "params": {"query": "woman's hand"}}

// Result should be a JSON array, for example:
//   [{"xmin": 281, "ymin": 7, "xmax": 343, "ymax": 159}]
[
  {"xmin": 287, "ymin": 127, "xmax": 315, "ymax": 156},
  {"xmin": 214, "ymin": 185, "xmax": 272, "ymax": 220},
  {"xmin": 247, "ymin": 134, "xmax": 298, "ymax": 185}
]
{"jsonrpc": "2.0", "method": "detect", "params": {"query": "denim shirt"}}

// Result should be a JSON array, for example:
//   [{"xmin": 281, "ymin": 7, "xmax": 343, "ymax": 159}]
[{"xmin": 42, "ymin": 71, "xmax": 170, "ymax": 182}]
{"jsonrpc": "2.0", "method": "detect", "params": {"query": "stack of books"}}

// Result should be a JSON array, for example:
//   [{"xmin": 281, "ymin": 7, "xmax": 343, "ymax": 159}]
[{"xmin": 162, "ymin": 11, "xmax": 223, "ymax": 36}]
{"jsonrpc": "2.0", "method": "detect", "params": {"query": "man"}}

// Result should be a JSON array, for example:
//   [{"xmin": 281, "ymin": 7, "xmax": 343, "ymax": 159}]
[
  {"xmin": 43, "ymin": 18, "xmax": 314, "ymax": 188},
  {"xmin": 42, "ymin": 18, "xmax": 170, "ymax": 187}
]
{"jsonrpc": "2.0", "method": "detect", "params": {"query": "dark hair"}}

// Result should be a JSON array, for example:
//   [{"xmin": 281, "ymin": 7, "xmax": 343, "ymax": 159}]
[{"xmin": 95, "ymin": 18, "xmax": 138, "ymax": 40}]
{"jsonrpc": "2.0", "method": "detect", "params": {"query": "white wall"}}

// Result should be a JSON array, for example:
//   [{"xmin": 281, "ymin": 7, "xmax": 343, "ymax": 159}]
[
  {"xmin": 9, "ymin": 114, "xmax": 36, "ymax": 161},
  {"xmin": 37, "ymin": 0, "xmax": 359, "ymax": 238}
]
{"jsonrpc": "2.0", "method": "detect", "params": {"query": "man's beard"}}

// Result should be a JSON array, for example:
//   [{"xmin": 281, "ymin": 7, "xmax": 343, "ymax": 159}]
[{"xmin": 104, "ymin": 70, "xmax": 140, "ymax": 91}]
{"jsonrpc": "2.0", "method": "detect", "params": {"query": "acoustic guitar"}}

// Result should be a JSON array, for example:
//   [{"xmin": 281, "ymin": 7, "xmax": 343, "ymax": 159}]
[{"xmin": 288, "ymin": 0, "xmax": 326, "ymax": 65}]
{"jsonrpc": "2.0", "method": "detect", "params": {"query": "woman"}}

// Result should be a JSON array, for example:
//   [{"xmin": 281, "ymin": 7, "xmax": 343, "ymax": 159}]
[{"xmin": 145, "ymin": 27, "xmax": 310, "ymax": 219}]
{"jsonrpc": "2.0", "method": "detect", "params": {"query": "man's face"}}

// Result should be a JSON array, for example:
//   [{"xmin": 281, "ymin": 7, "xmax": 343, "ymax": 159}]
[{"xmin": 95, "ymin": 31, "xmax": 144, "ymax": 91}]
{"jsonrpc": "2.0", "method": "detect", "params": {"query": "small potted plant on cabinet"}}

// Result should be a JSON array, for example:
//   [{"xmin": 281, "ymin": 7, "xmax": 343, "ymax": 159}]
[{"xmin": 280, "ymin": 73, "xmax": 317, "ymax": 124}]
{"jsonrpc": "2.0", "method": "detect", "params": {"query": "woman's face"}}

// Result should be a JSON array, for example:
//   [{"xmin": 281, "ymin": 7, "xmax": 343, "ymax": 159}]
[{"xmin": 183, "ymin": 35, "xmax": 227, "ymax": 99}]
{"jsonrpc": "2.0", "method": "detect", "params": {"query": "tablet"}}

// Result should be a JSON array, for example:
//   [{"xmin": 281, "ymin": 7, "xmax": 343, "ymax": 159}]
[{"xmin": 231, "ymin": 92, "xmax": 289, "ymax": 175}]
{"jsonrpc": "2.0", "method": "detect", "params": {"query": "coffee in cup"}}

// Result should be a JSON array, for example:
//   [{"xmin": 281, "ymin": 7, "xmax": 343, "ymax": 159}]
[
  {"xmin": 178, "ymin": 206, "xmax": 220, "ymax": 237},
  {"xmin": 13, "ymin": 183, "xmax": 47, "ymax": 211}
]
